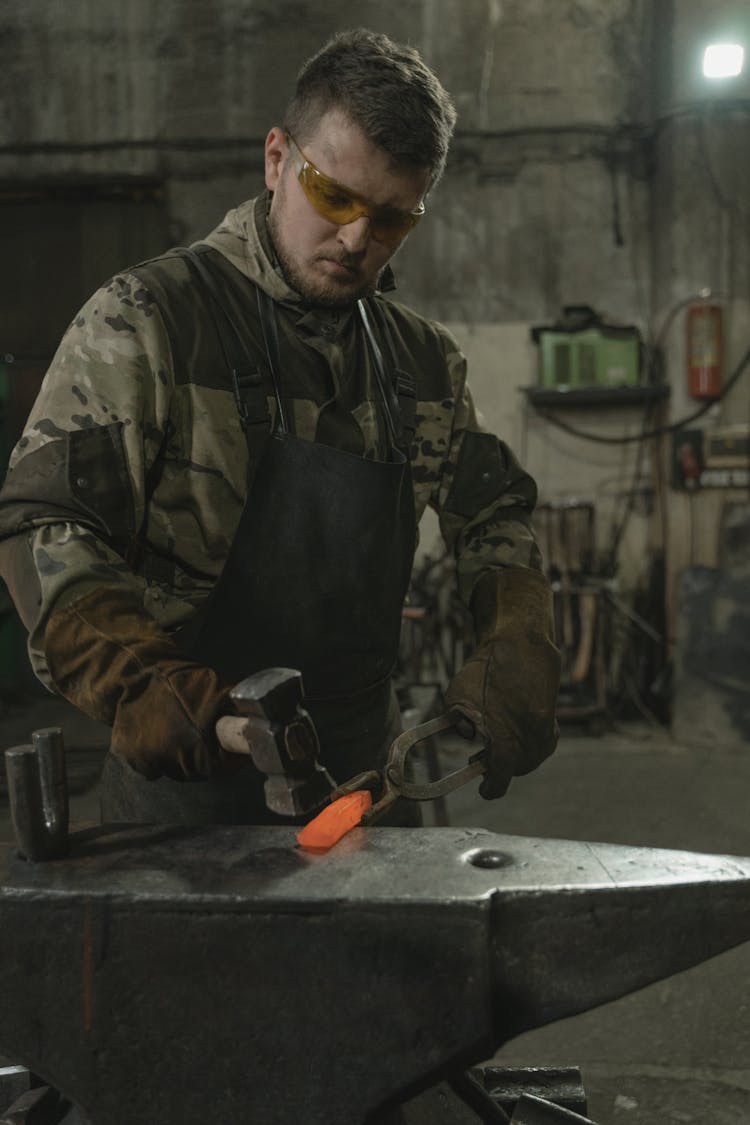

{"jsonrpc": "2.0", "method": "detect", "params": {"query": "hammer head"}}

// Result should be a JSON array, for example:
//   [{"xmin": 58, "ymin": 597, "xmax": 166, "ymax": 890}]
[
  {"xmin": 230, "ymin": 667, "xmax": 305, "ymax": 722},
  {"xmin": 228, "ymin": 668, "xmax": 335, "ymax": 818}
]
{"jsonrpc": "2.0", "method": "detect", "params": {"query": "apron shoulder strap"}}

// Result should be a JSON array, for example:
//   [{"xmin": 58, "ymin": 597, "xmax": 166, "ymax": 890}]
[
  {"xmin": 357, "ymin": 298, "xmax": 417, "ymax": 455},
  {"xmin": 179, "ymin": 247, "xmax": 272, "ymax": 451}
]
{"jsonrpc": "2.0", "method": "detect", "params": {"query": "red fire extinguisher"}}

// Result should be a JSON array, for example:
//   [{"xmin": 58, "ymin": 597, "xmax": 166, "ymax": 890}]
[{"xmin": 687, "ymin": 302, "xmax": 722, "ymax": 400}]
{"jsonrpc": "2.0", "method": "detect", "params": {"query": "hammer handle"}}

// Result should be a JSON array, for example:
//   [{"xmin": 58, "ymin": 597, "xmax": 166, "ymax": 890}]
[{"xmin": 215, "ymin": 715, "xmax": 255, "ymax": 755}]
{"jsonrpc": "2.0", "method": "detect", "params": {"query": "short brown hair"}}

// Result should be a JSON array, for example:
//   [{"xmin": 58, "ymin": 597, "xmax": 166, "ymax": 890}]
[{"xmin": 284, "ymin": 28, "xmax": 457, "ymax": 187}]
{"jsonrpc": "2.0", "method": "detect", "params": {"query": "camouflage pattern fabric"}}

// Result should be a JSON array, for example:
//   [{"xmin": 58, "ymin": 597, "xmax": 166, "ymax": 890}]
[{"xmin": 0, "ymin": 193, "xmax": 541, "ymax": 690}]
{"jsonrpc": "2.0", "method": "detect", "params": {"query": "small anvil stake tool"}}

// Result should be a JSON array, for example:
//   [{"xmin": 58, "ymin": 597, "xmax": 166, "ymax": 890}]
[{"xmin": 214, "ymin": 667, "xmax": 336, "ymax": 817}]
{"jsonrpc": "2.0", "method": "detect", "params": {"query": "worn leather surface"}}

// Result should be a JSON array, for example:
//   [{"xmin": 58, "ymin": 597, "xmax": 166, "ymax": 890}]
[
  {"xmin": 445, "ymin": 565, "xmax": 561, "ymax": 798},
  {"xmin": 44, "ymin": 586, "xmax": 235, "ymax": 781}
]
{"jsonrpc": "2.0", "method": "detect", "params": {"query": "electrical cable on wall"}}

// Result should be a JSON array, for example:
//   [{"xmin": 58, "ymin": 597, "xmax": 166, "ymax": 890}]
[
  {"xmin": 534, "ymin": 341, "xmax": 750, "ymax": 446},
  {"xmin": 603, "ymin": 396, "xmax": 660, "ymax": 572}
]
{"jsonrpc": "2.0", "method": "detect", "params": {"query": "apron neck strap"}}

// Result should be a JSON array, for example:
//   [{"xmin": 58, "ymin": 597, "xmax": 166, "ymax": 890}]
[
  {"xmin": 357, "ymin": 298, "xmax": 416, "ymax": 456},
  {"xmin": 181, "ymin": 247, "xmax": 272, "ymax": 444},
  {"xmin": 182, "ymin": 248, "xmax": 415, "ymax": 458},
  {"xmin": 256, "ymin": 286, "xmax": 290, "ymax": 434}
]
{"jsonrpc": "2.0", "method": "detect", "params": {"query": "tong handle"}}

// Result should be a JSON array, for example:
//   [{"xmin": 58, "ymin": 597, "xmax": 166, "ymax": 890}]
[
  {"xmin": 360, "ymin": 709, "xmax": 487, "ymax": 825},
  {"xmin": 327, "ymin": 710, "xmax": 488, "ymax": 827},
  {"xmin": 386, "ymin": 709, "xmax": 487, "ymax": 800}
]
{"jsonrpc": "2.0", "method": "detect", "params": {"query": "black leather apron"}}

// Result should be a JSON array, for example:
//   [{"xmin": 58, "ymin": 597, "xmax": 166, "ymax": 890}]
[{"xmin": 100, "ymin": 271, "xmax": 418, "ymax": 825}]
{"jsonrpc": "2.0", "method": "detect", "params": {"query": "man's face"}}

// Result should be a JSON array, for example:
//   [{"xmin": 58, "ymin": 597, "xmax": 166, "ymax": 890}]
[{"xmin": 265, "ymin": 109, "xmax": 430, "ymax": 308}]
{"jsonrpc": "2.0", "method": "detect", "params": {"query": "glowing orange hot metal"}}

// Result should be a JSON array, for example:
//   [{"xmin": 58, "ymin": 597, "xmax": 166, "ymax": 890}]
[{"xmin": 296, "ymin": 790, "xmax": 373, "ymax": 852}]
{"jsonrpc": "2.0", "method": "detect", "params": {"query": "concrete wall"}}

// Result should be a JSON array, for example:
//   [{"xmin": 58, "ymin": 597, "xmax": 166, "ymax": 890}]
[
  {"xmin": 649, "ymin": 0, "xmax": 750, "ymax": 654},
  {"xmin": 2, "ymin": 0, "xmax": 749, "ymax": 686}
]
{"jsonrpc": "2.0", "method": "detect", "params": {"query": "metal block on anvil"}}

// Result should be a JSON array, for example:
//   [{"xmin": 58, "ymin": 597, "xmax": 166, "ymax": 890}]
[{"xmin": 0, "ymin": 826, "xmax": 749, "ymax": 1125}]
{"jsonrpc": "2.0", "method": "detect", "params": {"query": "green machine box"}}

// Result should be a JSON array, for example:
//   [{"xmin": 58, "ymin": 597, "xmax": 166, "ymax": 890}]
[{"xmin": 531, "ymin": 308, "xmax": 642, "ymax": 390}]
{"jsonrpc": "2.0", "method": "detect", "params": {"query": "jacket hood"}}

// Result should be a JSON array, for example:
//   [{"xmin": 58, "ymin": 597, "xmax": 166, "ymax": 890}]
[{"xmin": 199, "ymin": 192, "xmax": 296, "ymax": 304}]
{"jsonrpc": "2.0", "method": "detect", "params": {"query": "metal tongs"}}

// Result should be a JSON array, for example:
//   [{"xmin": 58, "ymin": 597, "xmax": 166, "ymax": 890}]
[{"xmin": 329, "ymin": 708, "xmax": 488, "ymax": 824}]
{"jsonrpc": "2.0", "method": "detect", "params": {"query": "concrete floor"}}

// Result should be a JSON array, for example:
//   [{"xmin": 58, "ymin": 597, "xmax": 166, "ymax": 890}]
[{"xmin": 1, "ymin": 691, "xmax": 749, "ymax": 1125}]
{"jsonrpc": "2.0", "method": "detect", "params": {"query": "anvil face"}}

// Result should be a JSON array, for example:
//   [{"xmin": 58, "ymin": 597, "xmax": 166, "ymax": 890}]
[{"xmin": 1, "ymin": 825, "xmax": 749, "ymax": 1124}]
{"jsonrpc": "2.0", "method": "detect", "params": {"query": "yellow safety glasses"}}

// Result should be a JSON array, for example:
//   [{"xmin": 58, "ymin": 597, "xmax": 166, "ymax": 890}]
[{"xmin": 286, "ymin": 134, "xmax": 425, "ymax": 245}]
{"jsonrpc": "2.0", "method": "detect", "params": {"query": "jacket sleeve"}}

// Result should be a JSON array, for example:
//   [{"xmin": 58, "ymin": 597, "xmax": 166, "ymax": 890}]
[
  {"xmin": 0, "ymin": 272, "xmax": 176, "ymax": 687},
  {"xmin": 425, "ymin": 324, "xmax": 543, "ymax": 607}
]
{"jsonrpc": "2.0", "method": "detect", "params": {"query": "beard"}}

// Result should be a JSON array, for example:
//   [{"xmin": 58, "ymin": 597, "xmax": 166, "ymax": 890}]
[{"xmin": 268, "ymin": 210, "xmax": 381, "ymax": 309}]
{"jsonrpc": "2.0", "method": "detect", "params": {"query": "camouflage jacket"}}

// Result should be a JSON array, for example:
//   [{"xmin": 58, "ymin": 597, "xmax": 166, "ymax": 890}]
[{"xmin": 0, "ymin": 192, "xmax": 541, "ymax": 689}]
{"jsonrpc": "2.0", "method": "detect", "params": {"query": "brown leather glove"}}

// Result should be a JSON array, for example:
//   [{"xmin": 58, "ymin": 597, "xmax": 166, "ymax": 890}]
[
  {"xmin": 43, "ymin": 587, "xmax": 236, "ymax": 781},
  {"xmin": 445, "ymin": 566, "xmax": 561, "ymax": 799}
]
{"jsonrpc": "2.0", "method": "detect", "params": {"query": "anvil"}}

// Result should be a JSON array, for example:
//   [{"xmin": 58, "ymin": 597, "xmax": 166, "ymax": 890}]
[{"xmin": 1, "ymin": 822, "xmax": 749, "ymax": 1123}]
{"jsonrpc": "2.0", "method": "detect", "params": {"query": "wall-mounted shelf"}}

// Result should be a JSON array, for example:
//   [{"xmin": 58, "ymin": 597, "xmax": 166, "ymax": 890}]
[{"xmin": 522, "ymin": 384, "xmax": 670, "ymax": 408}]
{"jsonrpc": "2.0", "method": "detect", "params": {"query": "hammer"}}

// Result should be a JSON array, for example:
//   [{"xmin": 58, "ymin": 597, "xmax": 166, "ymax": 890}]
[{"xmin": 215, "ymin": 667, "xmax": 335, "ymax": 818}]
